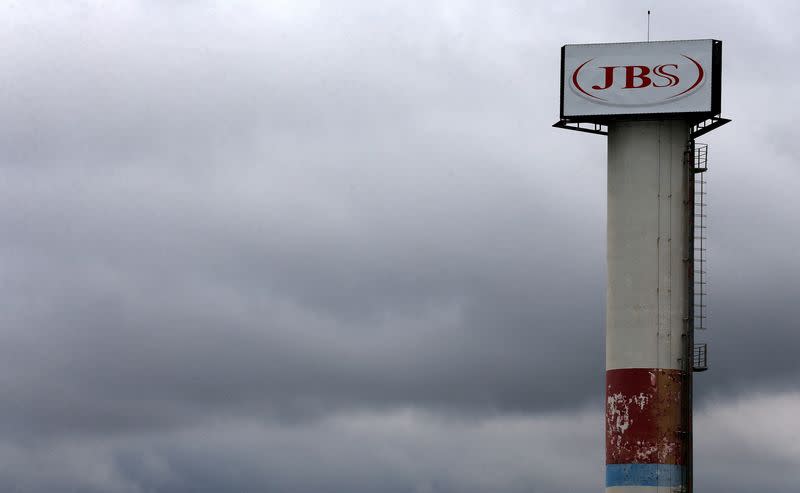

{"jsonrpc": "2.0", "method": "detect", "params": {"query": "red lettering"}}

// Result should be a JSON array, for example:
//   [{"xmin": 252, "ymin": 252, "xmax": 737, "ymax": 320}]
[
  {"xmin": 652, "ymin": 64, "xmax": 680, "ymax": 87},
  {"xmin": 624, "ymin": 66, "xmax": 652, "ymax": 89},
  {"xmin": 574, "ymin": 59, "xmax": 687, "ymax": 98},
  {"xmin": 592, "ymin": 66, "xmax": 619, "ymax": 91}
]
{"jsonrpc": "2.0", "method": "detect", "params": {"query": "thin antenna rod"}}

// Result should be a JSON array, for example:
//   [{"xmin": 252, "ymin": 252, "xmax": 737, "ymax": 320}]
[{"xmin": 647, "ymin": 10, "xmax": 651, "ymax": 41}]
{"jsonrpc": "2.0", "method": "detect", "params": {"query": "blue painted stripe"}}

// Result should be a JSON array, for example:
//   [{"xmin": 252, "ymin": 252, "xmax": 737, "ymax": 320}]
[{"xmin": 606, "ymin": 464, "xmax": 684, "ymax": 487}]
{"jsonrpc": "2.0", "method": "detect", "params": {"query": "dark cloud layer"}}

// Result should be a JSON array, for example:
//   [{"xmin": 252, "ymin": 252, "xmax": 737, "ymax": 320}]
[{"xmin": 1, "ymin": 1, "xmax": 799, "ymax": 492}]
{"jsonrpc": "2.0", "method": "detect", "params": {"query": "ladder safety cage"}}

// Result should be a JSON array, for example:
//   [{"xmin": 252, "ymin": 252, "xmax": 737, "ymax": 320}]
[{"xmin": 693, "ymin": 143, "xmax": 708, "ymax": 333}]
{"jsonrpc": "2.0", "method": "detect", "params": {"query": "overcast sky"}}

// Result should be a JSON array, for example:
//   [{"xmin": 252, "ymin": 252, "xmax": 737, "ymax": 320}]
[{"xmin": 1, "ymin": 1, "xmax": 799, "ymax": 492}]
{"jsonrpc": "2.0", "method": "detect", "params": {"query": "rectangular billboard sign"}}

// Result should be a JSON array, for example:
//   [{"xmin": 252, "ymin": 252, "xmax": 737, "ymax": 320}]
[{"xmin": 560, "ymin": 39, "xmax": 721, "ymax": 120}]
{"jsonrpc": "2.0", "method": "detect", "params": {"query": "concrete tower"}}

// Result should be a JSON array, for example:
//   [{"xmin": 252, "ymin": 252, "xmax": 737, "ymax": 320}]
[
  {"xmin": 606, "ymin": 119, "xmax": 691, "ymax": 492},
  {"xmin": 554, "ymin": 40, "xmax": 728, "ymax": 492}
]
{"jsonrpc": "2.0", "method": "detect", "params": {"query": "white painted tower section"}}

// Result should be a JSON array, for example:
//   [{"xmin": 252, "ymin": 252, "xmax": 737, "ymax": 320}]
[{"xmin": 607, "ymin": 120, "xmax": 690, "ymax": 373}]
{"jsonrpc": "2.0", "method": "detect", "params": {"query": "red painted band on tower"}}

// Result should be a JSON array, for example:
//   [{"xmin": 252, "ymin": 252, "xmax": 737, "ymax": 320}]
[{"xmin": 606, "ymin": 368, "xmax": 687, "ymax": 465}]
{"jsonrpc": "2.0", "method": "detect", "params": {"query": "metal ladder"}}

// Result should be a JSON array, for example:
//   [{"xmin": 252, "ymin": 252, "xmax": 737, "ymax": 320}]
[{"xmin": 693, "ymin": 143, "xmax": 709, "ymax": 372}]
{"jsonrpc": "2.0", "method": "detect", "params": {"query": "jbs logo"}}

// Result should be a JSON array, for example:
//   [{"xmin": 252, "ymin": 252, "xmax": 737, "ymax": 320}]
[
  {"xmin": 591, "ymin": 64, "xmax": 680, "ymax": 90},
  {"xmin": 570, "ymin": 55, "xmax": 705, "ymax": 104}
]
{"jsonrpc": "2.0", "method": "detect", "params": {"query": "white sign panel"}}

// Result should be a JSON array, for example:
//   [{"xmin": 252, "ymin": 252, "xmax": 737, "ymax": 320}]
[{"xmin": 561, "ymin": 39, "xmax": 720, "ymax": 118}]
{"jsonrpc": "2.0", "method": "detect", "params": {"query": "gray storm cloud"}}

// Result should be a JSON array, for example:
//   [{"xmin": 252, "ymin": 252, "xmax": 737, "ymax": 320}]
[{"xmin": 1, "ymin": 1, "xmax": 799, "ymax": 492}]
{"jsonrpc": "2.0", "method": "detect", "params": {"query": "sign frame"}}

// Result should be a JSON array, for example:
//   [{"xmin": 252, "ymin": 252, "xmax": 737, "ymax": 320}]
[{"xmin": 559, "ymin": 39, "xmax": 722, "ymax": 123}]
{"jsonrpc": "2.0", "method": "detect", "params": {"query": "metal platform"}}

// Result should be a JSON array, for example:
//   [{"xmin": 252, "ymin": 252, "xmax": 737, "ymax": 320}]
[
  {"xmin": 552, "ymin": 114, "xmax": 729, "ymax": 138},
  {"xmin": 693, "ymin": 343, "xmax": 708, "ymax": 372}
]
